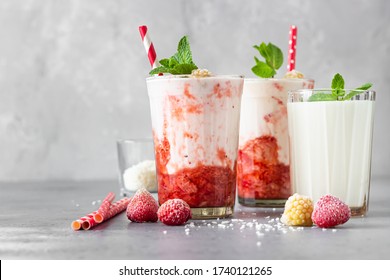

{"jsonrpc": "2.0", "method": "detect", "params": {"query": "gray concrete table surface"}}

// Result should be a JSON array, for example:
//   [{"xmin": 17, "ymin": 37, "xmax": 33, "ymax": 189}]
[{"xmin": 0, "ymin": 178, "xmax": 389, "ymax": 260}]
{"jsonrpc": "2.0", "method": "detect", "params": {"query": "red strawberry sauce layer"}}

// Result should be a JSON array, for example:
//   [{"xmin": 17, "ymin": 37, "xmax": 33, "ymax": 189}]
[
  {"xmin": 237, "ymin": 135, "xmax": 291, "ymax": 200},
  {"xmin": 154, "ymin": 136, "xmax": 236, "ymax": 208},
  {"xmin": 157, "ymin": 165, "xmax": 236, "ymax": 208}
]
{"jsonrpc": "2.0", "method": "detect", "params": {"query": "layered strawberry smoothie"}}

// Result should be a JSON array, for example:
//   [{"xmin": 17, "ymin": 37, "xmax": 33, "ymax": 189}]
[
  {"xmin": 237, "ymin": 78, "xmax": 314, "ymax": 207},
  {"xmin": 147, "ymin": 75, "xmax": 243, "ymax": 218}
]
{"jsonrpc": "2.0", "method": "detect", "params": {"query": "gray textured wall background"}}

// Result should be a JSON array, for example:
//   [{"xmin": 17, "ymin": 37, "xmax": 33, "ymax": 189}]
[{"xmin": 0, "ymin": 0, "xmax": 389, "ymax": 181}]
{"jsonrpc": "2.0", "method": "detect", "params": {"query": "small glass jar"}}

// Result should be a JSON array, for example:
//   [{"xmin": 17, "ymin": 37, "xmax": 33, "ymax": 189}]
[{"xmin": 117, "ymin": 138, "xmax": 157, "ymax": 196}]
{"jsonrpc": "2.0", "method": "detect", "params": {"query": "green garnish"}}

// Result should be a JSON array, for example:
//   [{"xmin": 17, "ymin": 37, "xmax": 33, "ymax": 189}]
[
  {"xmin": 251, "ymin": 42, "xmax": 283, "ymax": 78},
  {"xmin": 308, "ymin": 73, "xmax": 372, "ymax": 102},
  {"xmin": 149, "ymin": 36, "xmax": 198, "ymax": 75}
]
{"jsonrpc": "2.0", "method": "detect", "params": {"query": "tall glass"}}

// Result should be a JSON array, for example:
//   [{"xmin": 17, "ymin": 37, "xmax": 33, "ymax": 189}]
[
  {"xmin": 146, "ymin": 75, "xmax": 244, "ymax": 219},
  {"xmin": 288, "ymin": 89, "xmax": 375, "ymax": 216},
  {"xmin": 237, "ymin": 78, "xmax": 314, "ymax": 207}
]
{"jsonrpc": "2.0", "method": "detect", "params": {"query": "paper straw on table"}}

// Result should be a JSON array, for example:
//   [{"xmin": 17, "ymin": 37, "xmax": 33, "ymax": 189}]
[
  {"xmin": 71, "ymin": 211, "xmax": 99, "ymax": 231},
  {"xmin": 139, "ymin": 25, "xmax": 160, "ymax": 69},
  {"xmin": 82, "ymin": 197, "xmax": 131, "ymax": 231},
  {"xmin": 106, "ymin": 197, "xmax": 131, "ymax": 219},
  {"xmin": 287, "ymin": 25, "xmax": 298, "ymax": 71},
  {"xmin": 93, "ymin": 192, "xmax": 115, "ymax": 223}
]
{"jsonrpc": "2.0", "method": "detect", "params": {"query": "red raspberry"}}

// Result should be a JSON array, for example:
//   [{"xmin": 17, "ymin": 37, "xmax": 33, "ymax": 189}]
[
  {"xmin": 157, "ymin": 199, "xmax": 192, "ymax": 226},
  {"xmin": 126, "ymin": 188, "xmax": 158, "ymax": 223},
  {"xmin": 312, "ymin": 194, "xmax": 351, "ymax": 228}
]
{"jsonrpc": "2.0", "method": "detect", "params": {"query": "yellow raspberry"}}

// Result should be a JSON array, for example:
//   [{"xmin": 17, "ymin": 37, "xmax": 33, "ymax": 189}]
[{"xmin": 281, "ymin": 193, "xmax": 314, "ymax": 226}]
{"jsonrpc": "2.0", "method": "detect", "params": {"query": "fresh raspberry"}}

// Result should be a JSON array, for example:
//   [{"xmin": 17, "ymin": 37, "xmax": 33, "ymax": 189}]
[
  {"xmin": 157, "ymin": 199, "xmax": 192, "ymax": 226},
  {"xmin": 312, "ymin": 194, "xmax": 351, "ymax": 228},
  {"xmin": 126, "ymin": 188, "xmax": 158, "ymax": 223},
  {"xmin": 281, "ymin": 193, "xmax": 314, "ymax": 226}
]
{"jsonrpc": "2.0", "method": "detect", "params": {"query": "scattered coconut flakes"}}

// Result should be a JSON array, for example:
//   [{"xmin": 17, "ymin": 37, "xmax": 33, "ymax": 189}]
[{"xmin": 256, "ymin": 231, "xmax": 264, "ymax": 237}]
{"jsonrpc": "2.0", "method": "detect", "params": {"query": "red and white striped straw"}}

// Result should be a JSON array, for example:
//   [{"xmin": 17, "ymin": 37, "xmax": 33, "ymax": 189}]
[
  {"xmin": 106, "ymin": 197, "xmax": 131, "ymax": 219},
  {"xmin": 71, "ymin": 211, "xmax": 99, "ymax": 231},
  {"xmin": 82, "ymin": 197, "xmax": 131, "ymax": 231},
  {"xmin": 81, "ymin": 214, "xmax": 98, "ymax": 230},
  {"xmin": 93, "ymin": 192, "xmax": 115, "ymax": 223},
  {"xmin": 139, "ymin": 25, "xmax": 160, "ymax": 69},
  {"xmin": 287, "ymin": 25, "xmax": 298, "ymax": 71}
]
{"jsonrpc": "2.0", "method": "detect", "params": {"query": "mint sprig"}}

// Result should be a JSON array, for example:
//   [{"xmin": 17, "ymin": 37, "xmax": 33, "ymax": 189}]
[
  {"xmin": 252, "ymin": 42, "xmax": 283, "ymax": 78},
  {"xmin": 149, "ymin": 36, "xmax": 198, "ymax": 75},
  {"xmin": 343, "ymin": 83, "xmax": 373, "ymax": 100},
  {"xmin": 308, "ymin": 73, "xmax": 372, "ymax": 102}
]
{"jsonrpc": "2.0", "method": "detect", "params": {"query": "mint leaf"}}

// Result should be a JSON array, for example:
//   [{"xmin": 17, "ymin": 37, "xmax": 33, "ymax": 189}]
[
  {"xmin": 252, "ymin": 42, "xmax": 283, "ymax": 78},
  {"xmin": 308, "ymin": 73, "xmax": 373, "ymax": 102},
  {"xmin": 265, "ymin": 43, "xmax": 283, "ymax": 70},
  {"xmin": 355, "ymin": 83, "xmax": 373, "ymax": 91},
  {"xmin": 343, "ymin": 83, "xmax": 373, "ymax": 101},
  {"xmin": 308, "ymin": 93, "xmax": 338, "ymax": 102},
  {"xmin": 331, "ymin": 73, "xmax": 346, "ymax": 98},
  {"xmin": 331, "ymin": 73, "xmax": 345, "ymax": 90},
  {"xmin": 159, "ymin": 59, "xmax": 171, "ymax": 68},
  {"xmin": 174, "ymin": 36, "xmax": 193, "ymax": 64},
  {"xmin": 254, "ymin": 43, "xmax": 269, "ymax": 61},
  {"xmin": 168, "ymin": 56, "xmax": 179, "ymax": 68},
  {"xmin": 172, "ymin": 63, "xmax": 198, "ymax": 75},
  {"xmin": 149, "ymin": 66, "xmax": 171, "ymax": 75},
  {"xmin": 251, "ymin": 61, "xmax": 276, "ymax": 78},
  {"xmin": 149, "ymin": 35, "xmax": 199, "ymax": 75}
]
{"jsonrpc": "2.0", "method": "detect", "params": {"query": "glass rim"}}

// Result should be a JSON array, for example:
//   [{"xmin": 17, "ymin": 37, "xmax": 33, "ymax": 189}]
[
  {"xmin": 288, "ymin": 88, "xmax": 376, "ymax": 102},
  {"xmin": 146, "ymin": 74, "xmax": 244, "ymax": 81},
  {"xmin": 289, "ymin": 88, "xmax": 376, "ymax": 94},
  {"xmin": 244, "ymin": 77, "xmax": 314, "ymax": 83}
]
